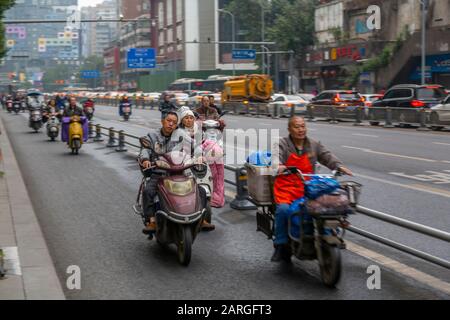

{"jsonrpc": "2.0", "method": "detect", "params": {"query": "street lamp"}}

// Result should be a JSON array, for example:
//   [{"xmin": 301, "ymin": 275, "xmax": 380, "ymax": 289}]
[
  {"xmin": 217, "ymin": 8, "xmax": 236, "ymax": 76},
  {"xmin": 254, "ymin": 0, "xmax": 267, "ymax": 74},
  {"xmin": 419, "ymin": 0, "xmax": 428, "ymax": 85}
]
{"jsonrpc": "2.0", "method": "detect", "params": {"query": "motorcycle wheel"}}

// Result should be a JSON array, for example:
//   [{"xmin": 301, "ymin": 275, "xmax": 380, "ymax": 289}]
[
  {"xmin": 177, "ymin": 225, "xmax": 192, "ymax": 266},
  {"xmin": 319, "ymin": 244, "xmax": 341, "ymax": 288},
  {"xmin": 50, "ymin": 136, "xmax": 55, "ymax": 142},
  {"xmin": 124, "ymin": 114, "xmax": 129, "ymax": 121},
  {"xmin": 72, "ymin": 139, "xmax": 81, "ymax": 155}
]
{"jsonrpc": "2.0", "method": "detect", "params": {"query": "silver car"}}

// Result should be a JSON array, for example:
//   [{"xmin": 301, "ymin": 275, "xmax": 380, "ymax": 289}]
[
  {"xmin": 268, "ymin": 94, "xmax": 309, "ymax": 117},
  {"xmin": 430, "ymin": 95, "xmax": 450, "ymax": 130}
]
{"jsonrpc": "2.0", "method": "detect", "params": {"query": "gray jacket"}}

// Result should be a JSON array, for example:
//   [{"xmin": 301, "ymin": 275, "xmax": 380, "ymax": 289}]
[
  {"xmin": 138, "ymin": 128, "xmax": 181, "ymax": 163},
  {"xmin": 272, "ymin": 135, "xmax": 343, "ymax": 172}
]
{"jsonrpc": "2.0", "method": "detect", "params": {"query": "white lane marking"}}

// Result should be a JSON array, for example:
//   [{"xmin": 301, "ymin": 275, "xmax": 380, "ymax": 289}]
[
  {"xmin": 1, "ymin": 247, "xmax": 22, "ymax": 276},
  {"xmin": 346, "ymin": 241, "xmax": 450, "ymax": 295},
  {"xmin": 354, "ymin": 173, "xmax": 450, "ymax": 199},
  {"xmin": 342, "ymin": 146, "xmax": 438, "ymax": 163},
  {"xmin": 389, "ymin": 170, "xmax": 450, "ymax": 185},
  {"xmin": 224, "ymin": 188, "xmax": 450, "ymax": 295},
  {"xmin": 352, "ymin": 133, "xmax": 379, "ymax": 138},
  {"xmin": 433, "ymin": 142, "xmax": 450, "ymax": 146}
]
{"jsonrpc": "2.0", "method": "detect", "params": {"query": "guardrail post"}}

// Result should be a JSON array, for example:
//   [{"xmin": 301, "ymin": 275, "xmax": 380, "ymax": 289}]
[
  {"xmin": 384, "ymin": 107, "xmax": 394, "ymax": 128},
  {"xmin": 307, "ymin": 104, "xmax": 316, "ymax": 122},
  {"xmin": 0, "ymin": 248, "xmax": 5, "ymax": 279},
  {"xmin": 417, "ymin": 108, "xmax": 430, "ymax": 131},
  {"xmin": 115, "ymin": 130, "xmax": 128, "ymax": 152},
  {"xmin": 255, "ymin": 103, "xmax": 261, "ymax": 118},
  {"xmin": 329, "ymin": 106, "xmax": 338, "ymax": 124},
  {"xmin": 353, "ymin": 106, "xmax": 363, "ymax": 126},
  {"xmin": 230, "ymin": 167, "xmax": 257, "ymax": 211},
  {"xmin": 88, "ymin": 121, "xmax": 96, "ymax": 139},
  {"xmin": 272, "ymin": 104, "xmax": 280, "ymax": 119},
  {"xmin": 93, "ymin": 124, "xmax": 104, "ymax": 142},
  {"xmin": 106, "ymin": 127, "xmax": 119, "ymax": 147},
  {"xmin": 290, "ymin": 104, "xmax": 296, "ymax": 118}
]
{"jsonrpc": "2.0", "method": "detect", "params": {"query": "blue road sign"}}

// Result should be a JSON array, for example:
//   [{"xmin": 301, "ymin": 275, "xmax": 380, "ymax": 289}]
[
  {"xmin": 232, "ymin": 49, "xmax": 256, "ymax": 60},
  {"xmin": 80, "ymin": 70, "xmax": 100, "ymax": 79},
  {"xmin": 127, "ymin": 48, "xmax": 156, "ymax": 69}
]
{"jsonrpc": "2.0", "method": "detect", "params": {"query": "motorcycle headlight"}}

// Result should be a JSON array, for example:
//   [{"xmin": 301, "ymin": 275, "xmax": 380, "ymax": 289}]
[{"xmin": 164, "ymin": 179, "xmax": 194, "ymax": 196}]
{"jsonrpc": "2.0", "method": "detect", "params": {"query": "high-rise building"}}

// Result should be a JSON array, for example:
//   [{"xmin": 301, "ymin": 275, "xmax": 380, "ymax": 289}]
[
  {"xmin": 1, "ymin": 0, "xmax": 81, "ymax": 87},
  {"xmin": 81, "ymin": 0, "xmax": 119, "ymax": 58}
]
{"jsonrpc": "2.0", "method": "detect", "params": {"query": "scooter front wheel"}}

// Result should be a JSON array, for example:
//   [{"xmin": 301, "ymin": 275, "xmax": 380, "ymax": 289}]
[
  {"xmin": 177, "ymin": 225, "xmax": 192, "ymax": 266},
  {"xmin": 319, "ymin": 244, "xmax": 341, "ymax": 288}
]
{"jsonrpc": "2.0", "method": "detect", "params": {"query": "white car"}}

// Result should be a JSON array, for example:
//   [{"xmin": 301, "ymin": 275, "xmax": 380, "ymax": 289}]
[
  {"xmin": 430, "ymin": 95, "xmax": 450, "ymax": 130},
  {"xmin": 268, "ymin": 94, "xmax": 309, "ymax": 116}
]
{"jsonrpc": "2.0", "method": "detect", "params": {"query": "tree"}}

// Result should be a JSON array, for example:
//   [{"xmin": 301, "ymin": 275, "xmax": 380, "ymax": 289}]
[
  {"xmin": 267, "ymin": 0, "xmax": 317, "ymax": 59},
  {"xmin": 42, "ymin": 64, "xmax": 72, "ymax": 91},
  {"xmin": 225, "ymin": 0, "xmax": 317, "ymax": 68},
  {"xmin": 0, "ymin": 0, "xmax": 15, "ymax": 58},
  {"xmin": 77, "ymin": 55, "xmax": 104, "ymax": 88}
]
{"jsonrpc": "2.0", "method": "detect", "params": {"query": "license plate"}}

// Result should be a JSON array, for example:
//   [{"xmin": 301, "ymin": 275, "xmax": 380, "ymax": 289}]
[{"xmin": 123, "ymin": 107, "xmax": 130, "ymax": 112}]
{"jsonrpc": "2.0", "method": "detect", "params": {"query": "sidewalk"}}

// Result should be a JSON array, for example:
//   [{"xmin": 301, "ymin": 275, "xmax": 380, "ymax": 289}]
[{"xmin": 0, "ymin": 114, "xmax": 65, "ymax": 300}]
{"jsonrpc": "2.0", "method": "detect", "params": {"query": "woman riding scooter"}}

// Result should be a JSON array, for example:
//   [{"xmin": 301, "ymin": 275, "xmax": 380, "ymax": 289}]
[
  {"xmin": 175, "ymin": 109, "xmax": 215, "ymax": 231},
  {"xmin": 194, "ymin": 96, "xmax": 226, "ymax": 208}
]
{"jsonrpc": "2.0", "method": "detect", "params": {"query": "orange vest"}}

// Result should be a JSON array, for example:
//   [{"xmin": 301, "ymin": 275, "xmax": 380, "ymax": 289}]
[{"xmin": 273, "ymin": 153, "xmax": 313, "ymax": 205}]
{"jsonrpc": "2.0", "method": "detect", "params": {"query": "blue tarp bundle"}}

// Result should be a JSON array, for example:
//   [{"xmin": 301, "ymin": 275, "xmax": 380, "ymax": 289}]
[{"xmin": 246, "ymin": 151, "xmax": 272, "ymax": 166}]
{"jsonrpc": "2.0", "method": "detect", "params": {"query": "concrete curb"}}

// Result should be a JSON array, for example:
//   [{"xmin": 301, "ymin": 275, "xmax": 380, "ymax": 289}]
[{"xmin": 0, "ymin": 114, "xmax": 65, "ymax": 300}]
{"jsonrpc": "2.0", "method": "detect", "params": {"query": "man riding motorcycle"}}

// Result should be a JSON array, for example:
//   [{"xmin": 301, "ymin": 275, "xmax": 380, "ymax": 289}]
[
  {"xmin": 159, "ymin": 92, "xmax": 178, "ymax": 118},
  {"xmin": 270, "ymin": 116, "xmax": 353, "ymax": 262},
  {"xmin": 63, "ymin": 97, "xmax": 84, "ymax": 117},
  {"xmin": 138, "ymin": 111, "xmax": 214, "ymax": 234}
]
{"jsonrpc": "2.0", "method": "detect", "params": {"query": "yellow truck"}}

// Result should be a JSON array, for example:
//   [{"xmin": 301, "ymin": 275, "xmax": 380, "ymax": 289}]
[{"xmin": 222, "ymin": 74, "xmax": 273, "ymax": 103}]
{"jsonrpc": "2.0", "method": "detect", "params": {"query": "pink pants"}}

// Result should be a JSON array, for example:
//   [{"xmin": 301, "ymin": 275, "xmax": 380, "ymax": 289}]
[{"xmin": 202, "ymin": 140, "xmax": 225, "ymax": 208}]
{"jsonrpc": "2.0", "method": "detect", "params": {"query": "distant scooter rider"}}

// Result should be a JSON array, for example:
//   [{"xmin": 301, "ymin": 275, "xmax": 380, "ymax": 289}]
[
  {"xmin": 138, "ymin": 111, "xmax": 181, "ymax": 234},
  {"xmin": 159, "ymin": 93, "xmax": 177, "ymax": 118},
  {"xmin": 119, "ymin": 95, "xmax": 132, "ymax": 116},
  {"xmin": 42, "ymin": 98, "xmax": 59, "ymax": 123},
  {"xmin": 83, "ymin": 98, "xmax": 95, "ymax": 111},
  {"xmin": 63, "ymin": 97, "xmax": 84, "ymax": 117}
]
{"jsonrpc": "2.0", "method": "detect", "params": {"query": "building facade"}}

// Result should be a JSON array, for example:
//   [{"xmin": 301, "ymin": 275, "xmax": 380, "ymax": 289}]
[{"xmin": 302, "ymin": 0, "xmax": 450, "ymax": 93}]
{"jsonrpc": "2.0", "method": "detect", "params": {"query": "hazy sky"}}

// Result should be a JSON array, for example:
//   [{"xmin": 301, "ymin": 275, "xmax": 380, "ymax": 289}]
[{"xmin": 78, "ymin": 0, "xmax": 105, "ymax": 8}]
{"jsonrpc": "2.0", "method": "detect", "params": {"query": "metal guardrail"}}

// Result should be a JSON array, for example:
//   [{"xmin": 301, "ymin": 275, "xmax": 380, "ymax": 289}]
[
  {"xmin": 90, "ymin": 122, "xmax": 450, "ymax": 269},
  {"xmin": 95, "ymin": 98, "xmax": 449, "ymax": 131}
]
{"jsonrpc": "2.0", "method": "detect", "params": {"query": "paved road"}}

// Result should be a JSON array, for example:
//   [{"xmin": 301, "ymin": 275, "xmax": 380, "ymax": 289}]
[{"xmin": 1, "ymin": 109, "xmax": 449, "ymax": 300}]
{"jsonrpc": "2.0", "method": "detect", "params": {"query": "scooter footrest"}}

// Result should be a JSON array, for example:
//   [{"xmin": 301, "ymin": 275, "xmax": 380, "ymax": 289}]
[{"xmin": 133, "ymin": 204, "xmax": 143, "ymax": 216}]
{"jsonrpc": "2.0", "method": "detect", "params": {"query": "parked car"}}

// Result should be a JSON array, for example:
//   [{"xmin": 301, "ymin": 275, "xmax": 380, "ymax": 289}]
[
  {"xmin": 268, "ymin": 94, "xmax": 309, "ymax": 116},
  {"xmin": 370, "ymin": 84, "xmax": 448, "ymax": 126},
  {"xmin": 362, "ymin": 94, "xmax": 383, "ymax": 107},
  {"xmin": 310, "ymin": 90, "xmax": 364, "ymax": 109},
  {"xmin": 430, "ymin": 94, "xmax": 450, "ymax": 130}
]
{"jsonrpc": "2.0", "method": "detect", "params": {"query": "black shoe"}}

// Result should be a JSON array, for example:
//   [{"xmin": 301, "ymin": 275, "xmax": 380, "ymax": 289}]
[{"xmin": 271, "ymin": 245, "xmax": 284, "ymax": 262}]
